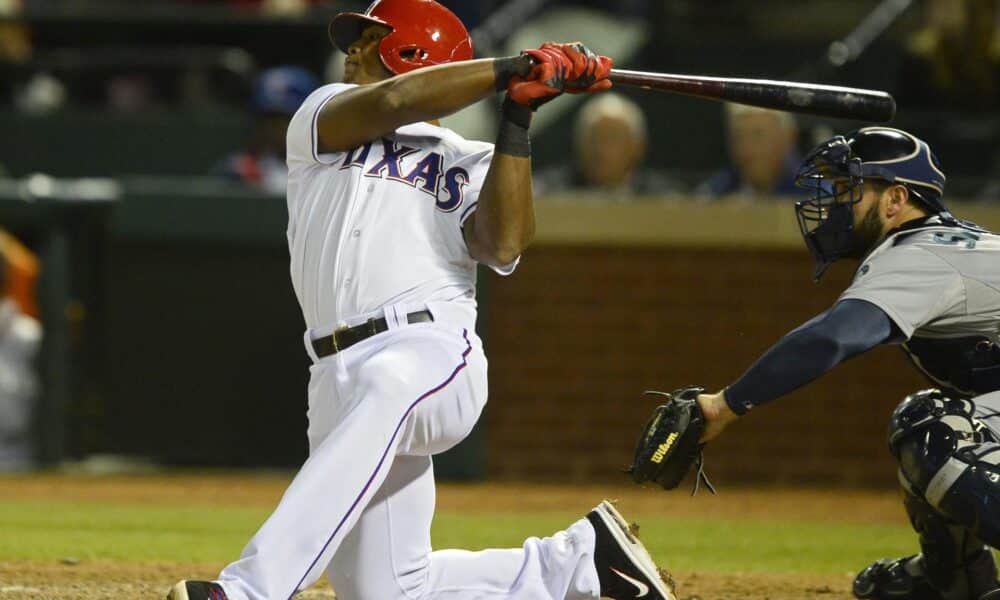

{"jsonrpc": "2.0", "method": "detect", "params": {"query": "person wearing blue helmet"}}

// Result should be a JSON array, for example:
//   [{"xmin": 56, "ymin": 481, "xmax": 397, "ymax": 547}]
[
  {"xmin": 644, "ymin": 127, "xmax": 1000, "ymax": 600},
  {"xmin": 213, "ymin": 66, "xmax": 320, "ymax": 194}
]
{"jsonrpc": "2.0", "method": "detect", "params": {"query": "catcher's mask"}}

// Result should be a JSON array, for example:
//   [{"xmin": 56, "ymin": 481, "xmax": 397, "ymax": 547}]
[{"xmin": 794, "ymin": 127, "xmax": 948, "ymax": 281}]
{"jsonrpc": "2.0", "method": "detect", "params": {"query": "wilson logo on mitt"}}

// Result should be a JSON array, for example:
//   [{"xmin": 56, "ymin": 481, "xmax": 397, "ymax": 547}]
[
  {"xmin": 650, "ymin": 433, "xmax": 679, "ymax": 464},
  {"xmin": 628, "ymin": 386, "xmax": 716, "ymax": 496}
]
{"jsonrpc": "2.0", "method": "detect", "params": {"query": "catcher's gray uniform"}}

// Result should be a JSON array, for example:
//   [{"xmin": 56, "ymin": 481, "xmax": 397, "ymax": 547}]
[
  {"xmin": 839, "ymin": 216, "xmax": 1000, "ymax": 599},
  {"xmin": 839, "ymin": 216, "xmax": 1000, "ymax": 432}
]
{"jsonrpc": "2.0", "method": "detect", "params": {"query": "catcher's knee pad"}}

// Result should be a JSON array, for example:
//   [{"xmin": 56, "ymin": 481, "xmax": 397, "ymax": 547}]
[{"xmin": 889, "ymin": 389, "xmax": 1000, "ymax": 548}]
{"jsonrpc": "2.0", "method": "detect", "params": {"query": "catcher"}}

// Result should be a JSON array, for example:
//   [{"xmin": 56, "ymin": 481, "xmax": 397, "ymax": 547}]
[{"xmin": 630, "ymin": 127, "xmax": 1000, "ymax": 600}]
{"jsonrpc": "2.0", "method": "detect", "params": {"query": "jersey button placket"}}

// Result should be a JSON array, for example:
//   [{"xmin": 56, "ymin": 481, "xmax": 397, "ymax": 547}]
[
  {"xmin": 344, "ymin": 229, "xmax": 361, "ymax": 287},
  {"xmin": 336, "ymin": 179, "xmax": 368, "ymax": 317}
]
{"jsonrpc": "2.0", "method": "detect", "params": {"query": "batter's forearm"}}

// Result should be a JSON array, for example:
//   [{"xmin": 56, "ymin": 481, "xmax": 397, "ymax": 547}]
[
  {"xmin": 470, "ymin": 155, "xmax": 535, "ymax": 266},
  {"xmin": 318, "ymin": 57, "xmax": 531, "ymax": 153},
  {"xmin": 465, "ymin": 99, "xmax": 536, "ymax": 267},
  {"xmin": 378, "ymin": 57, "xmax": 530, "ymax": 123}
]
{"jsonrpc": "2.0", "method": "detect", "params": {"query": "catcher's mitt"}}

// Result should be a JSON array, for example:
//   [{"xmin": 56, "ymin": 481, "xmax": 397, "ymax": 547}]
[{"xmin": 628, "ymin": 386, "xmax": 716, "ymax": 495}]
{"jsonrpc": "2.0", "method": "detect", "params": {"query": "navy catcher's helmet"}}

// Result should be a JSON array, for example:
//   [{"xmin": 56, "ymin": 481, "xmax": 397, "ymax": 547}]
[
  {"xmin": 252, "ymin": 66, "xmax": 320, "ymax": 116},
  {"xmin": 794, "ymin": 127, "xmax": 948, "ymax": 279}
]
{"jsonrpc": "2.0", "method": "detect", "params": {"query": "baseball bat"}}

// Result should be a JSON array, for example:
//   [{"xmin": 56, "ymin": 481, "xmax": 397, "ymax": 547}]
[{"xmin": 609, "ymin": 69, "xmax": 896, "ymax": 122}]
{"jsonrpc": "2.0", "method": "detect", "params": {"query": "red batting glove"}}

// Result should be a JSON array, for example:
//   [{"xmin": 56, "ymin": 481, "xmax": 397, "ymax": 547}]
[
  {"xmin": 507, "ymin": 73, "xmax": 560, "ymax": 110},
  {"xmin": 539, "ymin": 42, "xmax": 613, "ymax": 93},
  {"xmin": 507, "ymin": 48, "xmax": 569, "ymax": 109},
  {"xmin": 522, "ymin": 47, "xmax": 571, "ymax": 90}
]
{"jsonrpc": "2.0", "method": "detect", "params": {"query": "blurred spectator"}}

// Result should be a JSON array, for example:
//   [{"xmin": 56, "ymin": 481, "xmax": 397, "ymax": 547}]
[
  {"xmin": 212, "ymin": 65, "xmax": 319, "ymax": 194},
  {"xmin": 15, "ymin": 73, "xmax": 67, "ymax": 114},
  {"xmin": 0, "ymin": 230, "xmax": 38, "ymax": 318},
  {"xmin": 106, "ymin": 74, "xmax": 159, "ymax": 113},
  {"xmin": 0, "ymin": 0, "xmax": 33, "ymax": 107},
  {"xmin": 535, "ymin": 93, "xmax": 680, "ymax": 198},
  {"xmin": 0, "ymin": 22, "xmax": 30, "ymax": 65},
  {"xmin": 0, "ymin": 235, "xmax": 40, "ymax": 472},
  {"xmin": 897, "ymin": 0, "xmax": 1000, "ymax": 112},
  {"xmin": 697, "ymin": 103, "xmax": 801, "ymax": 199}
]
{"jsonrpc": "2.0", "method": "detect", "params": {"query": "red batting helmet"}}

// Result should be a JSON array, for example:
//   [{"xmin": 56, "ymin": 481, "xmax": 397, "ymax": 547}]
[{"xmin": 330, "ymin": 0, "xmax": 474, "ymax": 75}]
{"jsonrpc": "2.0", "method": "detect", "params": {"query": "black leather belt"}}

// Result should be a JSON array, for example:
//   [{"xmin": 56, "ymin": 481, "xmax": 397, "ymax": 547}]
[{"xmin": 312, "ymin": 310, "xmax": 433, "ymax": 358}]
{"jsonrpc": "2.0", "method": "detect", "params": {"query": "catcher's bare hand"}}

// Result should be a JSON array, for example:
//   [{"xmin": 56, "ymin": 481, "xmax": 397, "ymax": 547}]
[{"xmin": 697, "ymin": 391, "xmax": 739, "ymax": 443}]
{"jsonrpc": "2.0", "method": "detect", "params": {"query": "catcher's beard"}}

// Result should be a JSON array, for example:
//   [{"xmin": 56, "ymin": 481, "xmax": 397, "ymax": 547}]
[{"xmin": 846, "ymin": 201, "xmax": 884, "ymax": 259}]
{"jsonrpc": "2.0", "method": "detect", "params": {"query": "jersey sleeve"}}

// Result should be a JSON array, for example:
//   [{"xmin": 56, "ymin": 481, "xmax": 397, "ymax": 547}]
[
  {"xmin": 452, "ymin": 144, "xmax": 521, "ymax": 276},
  {"xmin": 286, "ymin": 83, "xmax": 357, "ymax": 167},
  {"xmin": 839, "ymin": 245, "xmax": 965, "ymax": 339}
]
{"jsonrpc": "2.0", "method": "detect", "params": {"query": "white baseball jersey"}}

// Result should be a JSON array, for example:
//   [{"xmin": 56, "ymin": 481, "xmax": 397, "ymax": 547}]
[
  {"xmin": 285, "ymin": 83, "xmax": 514, "ymax": 333},
  {"xmin": 217, "ymin": 82, "xmax": 604, "ymax": 600}
]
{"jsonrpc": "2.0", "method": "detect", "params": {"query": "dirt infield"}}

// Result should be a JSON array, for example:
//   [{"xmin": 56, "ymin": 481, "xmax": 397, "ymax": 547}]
[
  {"xmin": 0, "ymin": 560, "xmax": 857, "ymax": 600},
  {"xmin": 0, "ymin": 561, "xmax": 336, "ymax": 600},
  {"xmin": 0, "ymin": 474, "xmax": 902, "ymax": 599}
]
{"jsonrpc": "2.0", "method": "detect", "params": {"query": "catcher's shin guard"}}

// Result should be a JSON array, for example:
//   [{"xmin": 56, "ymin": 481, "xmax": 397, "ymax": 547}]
[
  {"xmin": 902, "ymin": 491, "xmax": 998, "ymax": 598},
  {"xmin": 879, "ymin": 389, "xmax": 1000, "ymax": 598}
]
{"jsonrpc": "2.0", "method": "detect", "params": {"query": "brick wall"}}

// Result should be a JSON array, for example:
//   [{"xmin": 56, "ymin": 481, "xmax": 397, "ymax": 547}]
[{"xmin": 482, "ymin": 245, "xmax": 928, "ymax": 488}]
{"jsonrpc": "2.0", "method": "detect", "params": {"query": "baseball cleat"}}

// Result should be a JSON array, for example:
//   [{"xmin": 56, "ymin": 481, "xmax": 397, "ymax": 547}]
[
  {"xmin": 586, "ymin": 500, "xmax": 677, "ymax": 600},
  {"xmin": 166, "ymin": 580, "xmax": 229, "ymax": 600}
]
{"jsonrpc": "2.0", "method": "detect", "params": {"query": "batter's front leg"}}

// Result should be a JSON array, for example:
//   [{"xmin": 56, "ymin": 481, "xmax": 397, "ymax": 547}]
[
  {"xmin": 216, "ymin": 330, "xmax": 485, "ymax": 600},
  {"xmin": 217, "ymin": 395, "xmax": 406, "ymax": 600}
]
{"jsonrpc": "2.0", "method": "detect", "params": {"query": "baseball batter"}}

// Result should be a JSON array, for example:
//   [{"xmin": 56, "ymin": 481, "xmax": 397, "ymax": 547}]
[
  {"xmin": 687, "ymin": 127, "xmax": 1000, "ymax": 600},
  {"xmin": 168, "ymin": 1, "xmax": 675, "ymax": 599}
]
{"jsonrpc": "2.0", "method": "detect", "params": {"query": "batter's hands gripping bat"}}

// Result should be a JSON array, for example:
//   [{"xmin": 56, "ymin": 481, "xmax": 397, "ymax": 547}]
[{"xmin": 609, "ymin": 69, "xmax": 896, "ymax": 122}]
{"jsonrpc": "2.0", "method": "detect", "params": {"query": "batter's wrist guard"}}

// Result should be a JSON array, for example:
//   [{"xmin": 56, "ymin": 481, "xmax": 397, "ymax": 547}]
[
  {"xmin": 495, "ymin": 96, "xmax": 532, "ymax": 157},
  {"xmin": 493, "ymin": 55, "xmax": 534, "ymax": 92}
]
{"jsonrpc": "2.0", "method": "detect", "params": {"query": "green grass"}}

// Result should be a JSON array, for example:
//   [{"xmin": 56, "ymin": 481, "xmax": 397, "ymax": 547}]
[
  {"xmin": 433, "ymin": 513, "xmax": 915, "ymax": 574},
  {"xmin": 0, "ymin": 500, "xmax": 917, "ymax": 574},
  {"xmin": 0, "ymin": 500, "xmax": 267, "ymax": 563}
]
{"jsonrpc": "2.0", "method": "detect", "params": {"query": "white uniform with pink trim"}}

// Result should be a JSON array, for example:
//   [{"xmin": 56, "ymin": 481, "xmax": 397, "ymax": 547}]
[{"xmin": 216, "ymin": 84, "xmax": 601, "ymax": 600}]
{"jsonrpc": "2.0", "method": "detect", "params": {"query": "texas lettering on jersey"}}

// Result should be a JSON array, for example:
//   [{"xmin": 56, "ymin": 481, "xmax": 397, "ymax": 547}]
[{"xmin": 340, "ymin": 137, "xmax": 470, "ymax": 213}]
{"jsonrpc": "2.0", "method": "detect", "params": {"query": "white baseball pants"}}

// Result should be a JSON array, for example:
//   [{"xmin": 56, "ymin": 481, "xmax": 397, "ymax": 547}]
[{"xmin": 216, "ymin": 302, "xmax": 601, "ymax": 600}]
